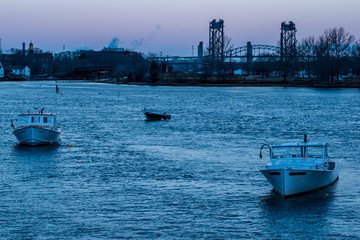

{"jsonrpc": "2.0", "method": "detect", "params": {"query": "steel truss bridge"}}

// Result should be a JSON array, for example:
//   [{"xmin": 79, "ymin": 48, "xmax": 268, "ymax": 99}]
[
  {"xmin": 226, "ymin": 44, "xmax": 280, "ymax": 62},
  {"xmin": 150, "ymin": 44, "xmax": 281, "ymax": 65}
]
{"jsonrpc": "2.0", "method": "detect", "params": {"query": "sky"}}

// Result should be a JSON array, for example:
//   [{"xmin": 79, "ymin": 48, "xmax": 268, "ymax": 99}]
[{"xmin": 1, "ymin": 0, "xmax": 360, "ymax": 56}]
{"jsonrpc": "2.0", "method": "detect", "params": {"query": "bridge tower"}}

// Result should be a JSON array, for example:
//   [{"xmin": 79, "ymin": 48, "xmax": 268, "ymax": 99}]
[
  {"xmin": 280, "ymin": 21, "xmax": 297, "ymax": 81},
  {"xmin": 209, "ymin": 19, "xmax": 225, "ymax": 65},
  {"xmin": 246, "ymin": 41, "xmax": 253, "ymax": 75}
]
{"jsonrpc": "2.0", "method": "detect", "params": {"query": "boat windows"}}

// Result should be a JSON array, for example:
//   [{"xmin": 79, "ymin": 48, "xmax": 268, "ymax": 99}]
[
  {"xmin": 268, "ymin": 172, "xmax": 281, "ymax": 175},
  {"xmin": 289, "ymin": 147, "xmax": 304, "ymax": 158},
  {"xmin": 43, "ymin": 116, "xmax": 53, "ymax": 124},
  {"xmin": 31, "ymin": 116, "xmax": 40, "ymax": 123},
  {"xmin": 272, "ymin": 147, "xmax": 288, "ymax": 158},
  {"xmin": 272, "ymin": 146, "xmax": 324, "ymax": 159},
  {"xmin": 306, "ymin": 147, "xmax": 323, "ymax": 158},
  {"xmin": 19, "ymin": 116, "xmax": 28, "ymax": 124}
]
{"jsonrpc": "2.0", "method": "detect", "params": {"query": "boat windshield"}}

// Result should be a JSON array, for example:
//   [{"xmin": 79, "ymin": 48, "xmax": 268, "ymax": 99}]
[
  {"xmin": 306, "ymin": 147, "xmax": 324, "ymax": 158},
  {"xmin": 272, "ymin": 147, "xmax": 288, "ymax": 158},
  {"xmin": 272, "ymin": 146, "xmax": 324, "ymax": 159}
]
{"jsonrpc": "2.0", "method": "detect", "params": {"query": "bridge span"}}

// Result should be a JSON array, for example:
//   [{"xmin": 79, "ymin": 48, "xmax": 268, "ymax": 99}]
[{"xmin": 150, "ymin": 42, "xmax": 280, "ymax": 64}]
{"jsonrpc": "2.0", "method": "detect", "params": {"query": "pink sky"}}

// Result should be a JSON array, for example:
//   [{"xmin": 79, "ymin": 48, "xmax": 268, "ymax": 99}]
[{"xmin": 1, "ymin": 0, "xmax": 360, "ymax": 56}]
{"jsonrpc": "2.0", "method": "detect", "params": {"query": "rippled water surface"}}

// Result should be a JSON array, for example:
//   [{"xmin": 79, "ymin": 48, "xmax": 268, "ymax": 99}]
[{"xmin": 0, "ymin": 81, "xmax": 359, "ymax": 239}]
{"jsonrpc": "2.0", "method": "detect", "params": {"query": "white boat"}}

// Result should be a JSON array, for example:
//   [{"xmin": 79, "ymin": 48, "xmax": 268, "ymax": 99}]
[
  {"xmin": 259, "ymin": 135, "xmax": 339, "ymax": 197},
  {"xmin": 12, "ymin": 109, "xmax": 61, "ymax": 146}
]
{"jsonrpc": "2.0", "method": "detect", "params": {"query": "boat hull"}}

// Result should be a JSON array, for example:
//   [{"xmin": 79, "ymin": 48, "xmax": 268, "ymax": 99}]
[
  {"xmin": 13, "ymin": 126, "xmax": 61, "ymax": 146},
  {"xmin": 144, "ymin": 112, "xmax": 171, "ymax": 121},
  {"xmin": 260, "ymin": 166, "xmax": 339, "ymax": 197}
]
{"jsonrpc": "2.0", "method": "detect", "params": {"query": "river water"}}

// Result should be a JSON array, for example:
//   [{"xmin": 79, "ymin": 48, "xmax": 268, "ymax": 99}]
[{"xmin": 0, "ymin": 81, "xmax": 359, "ymax": 239}]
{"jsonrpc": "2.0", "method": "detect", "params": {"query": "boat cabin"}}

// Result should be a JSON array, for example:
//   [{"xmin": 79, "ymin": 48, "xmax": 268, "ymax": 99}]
[
  {"xmin": 18, "ymin": 113, "xmax": 57, "ymax": 127},
  {"xmin": 271, "ymin": 143, "xmax": 328, "ymax": 160},
  {"xmin": 264, "ymin": 142, "xmax": 330, "ymax": 169}
]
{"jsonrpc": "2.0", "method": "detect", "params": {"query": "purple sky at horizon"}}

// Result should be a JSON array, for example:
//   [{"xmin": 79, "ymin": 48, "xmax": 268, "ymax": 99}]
[{"xmin": 1, "ymin": 0, "xmax": 360, "ymax": 56}]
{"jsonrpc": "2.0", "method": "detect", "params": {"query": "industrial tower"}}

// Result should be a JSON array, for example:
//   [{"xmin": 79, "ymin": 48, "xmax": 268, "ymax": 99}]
[
  {"xmin": 209, "ymin": 19, "xmax": 225, "ymax": 64},
  {"xmin": 0, "ymin": 38, "xmax": 2, "ymax": 61},
  {"xmin": 280, "ymin": 21, "xmax": 297, "ymax": 81}
]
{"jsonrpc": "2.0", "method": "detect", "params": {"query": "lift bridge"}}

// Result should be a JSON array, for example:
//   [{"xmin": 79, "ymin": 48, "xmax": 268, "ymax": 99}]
[
  {"xmin": 149, "ymin": 42, "xmax": 281, "ymax": 73},
  {"xmin": 149, "ymin": 19, "xmax": 299, "ymax": 74},
  {"xmin": 150, "ymin": 43, "xmax": 280, "ymax": 63},
  {"xmin": 225, "ymin": 42, "xmax": 280, "ymax": 63}
]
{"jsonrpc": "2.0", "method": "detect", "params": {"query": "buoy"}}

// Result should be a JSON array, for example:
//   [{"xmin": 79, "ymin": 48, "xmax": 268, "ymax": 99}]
[{"xmin": 68, "ymin": 144, "xmax": 73, "ymax": 147}]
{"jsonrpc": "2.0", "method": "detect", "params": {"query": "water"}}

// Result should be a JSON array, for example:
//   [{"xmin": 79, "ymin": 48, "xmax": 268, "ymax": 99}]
[{"xmin": 0, "ymin": 81, "xmax": 359, "ymax": 239}]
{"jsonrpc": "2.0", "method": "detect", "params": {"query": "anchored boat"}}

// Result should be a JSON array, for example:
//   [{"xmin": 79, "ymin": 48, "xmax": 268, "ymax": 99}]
[
  {"xmin": 259, "ymin": 135, "xmax": 339, "ymax": 197},
  {"xmin": 144, "ymin": 109, "xmax": 171, "ymax": 121},
  {"xmin": 12, "ymin": 109, "xmax": 61, "ymax": 146}
]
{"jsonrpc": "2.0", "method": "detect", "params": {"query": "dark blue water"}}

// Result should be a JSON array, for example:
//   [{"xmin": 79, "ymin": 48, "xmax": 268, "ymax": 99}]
[{"xmin": 0, "ymin": 81, "xmax": 359, "ymax": 239}]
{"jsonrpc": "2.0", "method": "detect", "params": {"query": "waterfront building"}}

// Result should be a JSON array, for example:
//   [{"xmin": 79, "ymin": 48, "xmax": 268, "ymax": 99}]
[
  {"xmin": 9, "ymin": 66, "xmax": 31, "ymax": 79},
  {"xmin": 0, "ymin": 63, "xmax": 4, "ymax": 78}
]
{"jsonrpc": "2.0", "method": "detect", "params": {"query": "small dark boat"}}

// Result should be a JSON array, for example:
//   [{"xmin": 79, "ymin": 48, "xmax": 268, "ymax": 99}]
[{"xmin": 144, "ymin": 111, "xmax": 171, "ymax": 121}]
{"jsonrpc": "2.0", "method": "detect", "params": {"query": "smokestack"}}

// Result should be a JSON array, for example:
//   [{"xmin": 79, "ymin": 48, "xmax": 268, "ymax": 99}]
[
  {"xmin": 29, "ymin": 41, "xmax": 34, "ymax": 54},
  {"xmin": 198, "ymin": 41, "xmax": 203, "ymax": 58},
  {"xmin": 23, "ymin": 42, "xmax": 26, "ymax": 56}
]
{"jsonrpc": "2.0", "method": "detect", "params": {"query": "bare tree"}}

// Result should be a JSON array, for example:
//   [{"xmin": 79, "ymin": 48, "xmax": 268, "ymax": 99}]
[
  {"xmin": 299, "ymin": 36, "xmax": 316, "ymax": 79},
  {"xmin": 328, "ymin": 27, "xmax": 355, "ymax": 80},
  {"xmin": 350, "ymin": 40, "xmax": 360, "ymax": 76},
  {"xmin": 315, "ymin": 29, "xmax": 332, "ymax": 81}
]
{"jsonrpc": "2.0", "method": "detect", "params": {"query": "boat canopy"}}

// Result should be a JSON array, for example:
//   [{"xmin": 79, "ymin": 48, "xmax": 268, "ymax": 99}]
[{"xmin": 18, "ymin": 114, "xmax": 56, "ymax": 126}]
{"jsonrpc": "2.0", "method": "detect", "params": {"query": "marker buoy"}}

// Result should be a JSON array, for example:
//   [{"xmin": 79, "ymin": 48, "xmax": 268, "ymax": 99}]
[{"xmin": 68, "ymin": 144, "xmax": 73, "ymax": 147}]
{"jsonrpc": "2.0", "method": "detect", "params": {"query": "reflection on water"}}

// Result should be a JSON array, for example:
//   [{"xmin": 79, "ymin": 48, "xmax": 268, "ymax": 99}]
[
  {"xmin": 260, "ymin": 183, "xmax": 337, "ymax": 212},
  {"xmin": 258, "ymin": 183, "xmax": 340, "ymax": 239},
  {"xmin": 13, "ymin": 143, "xmax": 60, "ymax": 153}
]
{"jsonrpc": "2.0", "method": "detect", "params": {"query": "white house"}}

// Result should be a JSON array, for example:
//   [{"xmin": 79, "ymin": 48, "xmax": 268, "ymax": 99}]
[
  {"xmin": 0, "ymin": 63, "xmax": 4, "ymax": 78},
  {"xmin": 9, "ymin": 66, "xmax": 31, "ymax": 79}
]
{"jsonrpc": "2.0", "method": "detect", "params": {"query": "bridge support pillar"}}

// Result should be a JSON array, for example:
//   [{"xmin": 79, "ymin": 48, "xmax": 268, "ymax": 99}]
[
  {"xmin": 209, "ymin": 19, "xmax": 225, "ymax": 72},
  {"xmin": 280, "ymin": 21, "xmax": 297, "ymax": 81},
  {"xmin": 246, "ymin": 41, "xmax": 253, "ymax": 75}
]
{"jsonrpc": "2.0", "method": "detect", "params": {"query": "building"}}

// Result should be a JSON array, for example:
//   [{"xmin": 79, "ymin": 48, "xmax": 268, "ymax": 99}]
[
  {"xmin": 9, "ymin": 66, "xmax": 31, "ymax": 79},
  {"xmin": 0, "ymin": 63, "xmax": 4, "ymax": 78}
]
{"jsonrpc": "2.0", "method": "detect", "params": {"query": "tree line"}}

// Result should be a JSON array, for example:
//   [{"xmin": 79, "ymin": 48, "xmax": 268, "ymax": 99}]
[
  {"xmin": 250, "ymin": 27, "xmax": 360, "ymax": 82},
  {"xmin": 298, "ymin": 26, "xmax": 360, "ymax": 81}
]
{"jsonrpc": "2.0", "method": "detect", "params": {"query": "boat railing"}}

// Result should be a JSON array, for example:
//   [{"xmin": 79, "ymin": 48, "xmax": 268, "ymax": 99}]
[
  {"xmin": 272, "ymin": 154, "xmax": 323, "ymax": 159},
  {"xmin": 259, "ymin": 144, "xmax": 271, "ymax": 158},
  {"xmin": 309, "ymin": 163, "xmax": 328, "ymax": 170}
]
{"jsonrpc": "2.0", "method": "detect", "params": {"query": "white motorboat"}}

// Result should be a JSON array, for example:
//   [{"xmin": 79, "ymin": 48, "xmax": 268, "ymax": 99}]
[
  {"xmin": 12, "ymin": 109, "xmax": 61, "ymax": 146},
  {"xmin": 259, "ymin": 135, "xmax": 339, "ymax": 197}
]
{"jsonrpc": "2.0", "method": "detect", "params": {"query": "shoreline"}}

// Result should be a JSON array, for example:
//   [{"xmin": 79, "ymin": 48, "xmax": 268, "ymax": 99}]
[
  {"xmin": 112, "ymin": 81, "xmax": 360, "ymax": 89},
  {"xmin": 1, "ymin": 78, "xmax": 360, "ymax": 88}
]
